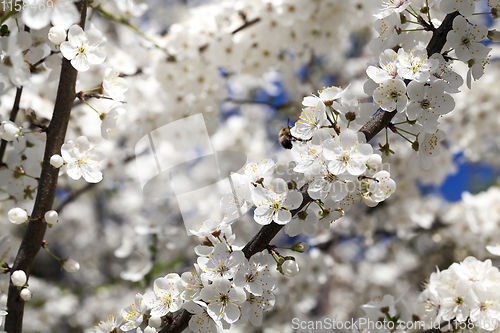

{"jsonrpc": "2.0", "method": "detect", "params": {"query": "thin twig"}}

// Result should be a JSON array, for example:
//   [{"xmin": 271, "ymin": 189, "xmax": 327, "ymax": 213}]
[{"xmin": 0, "ymin": 87, "xmax": 23, "ymax": 167}]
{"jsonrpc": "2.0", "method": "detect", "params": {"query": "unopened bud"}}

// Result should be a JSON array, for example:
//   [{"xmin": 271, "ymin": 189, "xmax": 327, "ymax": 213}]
[
  {"xmin": 61, "ymin": 258, "xmax": 80, "ymax": 273},
  {"xmin": 282, "ymin": 260, "xmax": 300, "ymax": 277},
  {"xmin": 44, "ymin": 210, "xmax": 59, "ymax": 224},
  {"xmin": 48, "ymin": 26, "xmax": 66, "ymax": 45},
  {"xmin": 11, "ymin": 270, "xmax": 27, "ymax": 287},
  {"xmin": 8, "ymin": 208, "xmax": 28, "ymax": 224},
  {"xmin": 291, "ymin": 242, "xmax": 309, "ymax": 253},
  {"xmin": 20, "ymin": 288, "xmax": 32, "ymax": 301},
  {"xmin": 50, "ymin": 154, "xmax": 64, "ymax": 168}
]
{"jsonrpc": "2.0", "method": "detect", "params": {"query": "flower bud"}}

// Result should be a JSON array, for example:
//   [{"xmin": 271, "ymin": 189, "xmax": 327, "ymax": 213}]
[
  {"xmin": 20, "ymin": 288, "xmax": 32, "ymax": 301},
  {"xmin": 61, "ymin": 259, "xmax": 80, "ymax": 273},
  {"xmin": 48, "ymin": 26, "xmax": 66, "ymax": 45},
  {"xmin": 11, "ymin": 270, "xmax": 27, "ymax": 287},
  {"xmin": 290, "ymin": 242, "xmax": 309, "ymax": 253},
  {"xmin": 0, "ymin": 121, "xmax": 19, "ymax": 141},
  {"xmin": 366, "ymin": 154, "xmax": 382, "ymax": 170},
  {"xmin": 0, "ymin": 293, "xmax": 7, "ymax": 307},
  {"xmin": 50, "ymin": 154, "xmax": 64, "ymax": 168},
  {"xmin": 8, "ymin": 208, "xmax": 28, "ymax": 224},
  {"xmin": 149, "ymin": 316, "xmax": 162, "ymax": 328},
  {"xmin": 44, "ymin": 210, "xmax": 59, "ymax": 224},
  {"xmin": 282, "ymin": 260, "xmax": 299, "ymax": 277}
]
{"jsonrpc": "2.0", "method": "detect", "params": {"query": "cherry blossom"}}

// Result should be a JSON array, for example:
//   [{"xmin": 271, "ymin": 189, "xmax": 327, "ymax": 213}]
[
  {"xmin": 251, "ymin": 178, "xmax": 303, "ymax": 225},
  {"xmin": 60, "ymin": 136, "xmax": 105, "ymax": 183},
  {"xmin": 60, "ymin": 25, "xmax": 106, "ymax": 72}
]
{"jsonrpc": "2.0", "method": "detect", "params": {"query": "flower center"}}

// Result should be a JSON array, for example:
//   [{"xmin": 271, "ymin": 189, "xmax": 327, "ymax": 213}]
[
  {"xmin": 389, "ymin": 90, "xmax": 400, "ymax": 101},
  {"xmin": 420, "ymin": 99, "xmax": 430, "ymax": 109},
  {"xmin": 246, "ymin": 272, "xmax": 256, "ymax": 283},
  {"xmin": 271, "ymin": 200, "xmax": 283, "ymax": 212},
  {"xmin": 78, "ymin": 46, "xmax": 87, "ymax": 56},
  {"xmin": 461, "ymin": 36, "xmax": 471, "ymax": 48},
  {"xmin": 219, "ymin": 293, "xmax": 229, "ymax": 306},
  {"xmin": 325, "ymin": 172, "xmax": 338, "ymax": 183},
  {"xmin": 340, "ymin": 152, "xmax": 350, "ymax": 163}
]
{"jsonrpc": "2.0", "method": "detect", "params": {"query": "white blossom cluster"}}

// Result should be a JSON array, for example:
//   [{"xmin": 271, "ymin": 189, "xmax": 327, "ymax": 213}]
[
  {"xmin": 416, "ymin": 257, "xmax": 500, "ymax": 332},
  {"xmin": 93, "ymin": 241, "xmax": 276, "ymax": 333}
]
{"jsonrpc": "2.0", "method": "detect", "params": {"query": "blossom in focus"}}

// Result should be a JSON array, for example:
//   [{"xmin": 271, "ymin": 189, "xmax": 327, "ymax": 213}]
[
  {"xmin": 197, "ymin": 243, "xmax": 245, "ymax": 280},
  {"xmin": 180, "ymin": 264, "xmax": 208, "ymax": 301},
  {"xmin": 143, "ymin": 273, "xmax": 182, "ymax": 317},
  {"xmin": 290, "ymin": 106, "xmax": 328, "ymax": 140},
  {"xmin": 446, "ymin": 16, "xmax": 488, "ymax": 62},
  {"xmin": 200, "ymin": 277, "xmax": 246, "ymax": 324},
  {"xmin": 103, "ymin": 67, "xmax": 129, "ymax": 101},
  {"xmin": 396, "ymin": 46, "xmax": 438, "ymax": 83},
  {"xmin": 60, "ymin": 25, "xmax": 106, "ymax": 72},
  {"xmin": 366, "ymin": 48, "xmax": 399, "ymax": 83},
  {"xmin": 302, "ymin": 85, "xmax": 349, "ymax": 113},
  {"xmin": 373, "ymin": 78, "xmax": 408, "ymax": 112},
  {"xmin": 406, "ymin": 80, "xmax": 455, "ymax": 133},
  {"xmin": 120, "ymin": 293, "xmax": 148, "ymax": 331},
  {"xmin": 233, "ymin": 251, "xmax": 276, "ymax": 296},
  {"xmin": 251, "ymin": 178, "xmax": 303, "ymax": 225},
  {"xmin": 361, "ymin": 170, "xmax": 396, "ymax": 207},
  {"xmin": 322, "ymin": 129, "xmax": 373, "ymax": 176},
  {"xmin": 61, "ymin": 136, "xmax": 105, "ymax": 183},
  {"xmin": 307, "ymin": 164, "xmax": 350, "ymax": 202}
]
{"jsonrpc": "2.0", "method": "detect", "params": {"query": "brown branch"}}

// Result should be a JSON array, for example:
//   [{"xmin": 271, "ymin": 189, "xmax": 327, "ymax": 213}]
[
  {"xmin": 360, "ymin": 11, "xmax": 460, "ymax": 144},
  {"xmin": 159, "ymin": 11, "xmax": 462, "ymax": 333},
  {"xmin": 4, "ymin": 2, "xmax": 88, "ymax": 332},
  {"xmin": 159, "ymin": 310, "xmax": 192, "ymax": 333},
  {"xmin": 231, "ymin": 17, "xmax": 261, "ymax": 34},
  {"xmin": 0, "ymin": 86, "xmax": 23, "ymax": 167}
]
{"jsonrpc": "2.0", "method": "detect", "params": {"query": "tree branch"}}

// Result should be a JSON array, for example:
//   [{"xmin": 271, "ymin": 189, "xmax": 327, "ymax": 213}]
[
  {"xmin": 158, "ymin": 11, "xmax": 462, "ymax": 333},
  {"xmin": 360, "ymin": 11, "xmax": 460, "ymax": 143},
  {"xmin": 0, "ymin": 87, "xmax": 23, "ymax": 167},
  {"xmin": 4, "ymin": 2, "xmax": 88, "ymax": 332}
]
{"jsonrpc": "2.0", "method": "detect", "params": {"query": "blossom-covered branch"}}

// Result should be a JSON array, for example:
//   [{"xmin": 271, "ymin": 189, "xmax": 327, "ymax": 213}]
[{"xmin": 4, "ymin": 2, "xmax": 88, "ymax": 332}]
